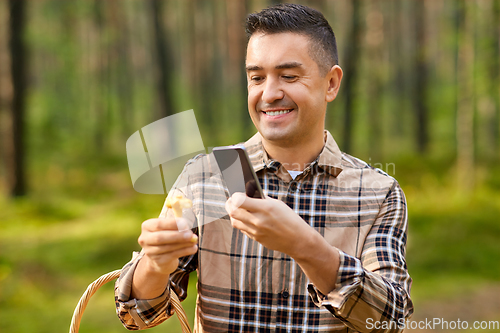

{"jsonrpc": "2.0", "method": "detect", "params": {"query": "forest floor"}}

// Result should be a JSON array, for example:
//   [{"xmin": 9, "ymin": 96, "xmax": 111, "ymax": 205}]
[{"xmin": 409, "ymin": 284, "xmax": 500, "ymax": 332}]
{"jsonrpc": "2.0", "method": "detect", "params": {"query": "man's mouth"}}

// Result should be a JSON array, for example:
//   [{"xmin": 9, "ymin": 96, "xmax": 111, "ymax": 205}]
[{"xmin": 263, "ymin": 109, "xmax": 292, "ymax": 116}]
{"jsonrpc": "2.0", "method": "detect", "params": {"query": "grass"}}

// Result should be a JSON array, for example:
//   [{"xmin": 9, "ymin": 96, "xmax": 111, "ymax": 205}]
[
  {"xmin": 1, "ymin": 159, "xmax": 499, "ymax": 332},
  {"xmin": 401, "ymin": 161, "xmax": 500, "ymax": 300},
  {"xmin": 407, "ymin": 193, "xmax": 500, "ymax": 312}
]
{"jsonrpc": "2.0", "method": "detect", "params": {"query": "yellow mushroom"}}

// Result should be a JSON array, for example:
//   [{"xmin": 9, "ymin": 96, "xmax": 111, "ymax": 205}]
[{"xmin": 166, "ymin": 194, "xmax": 192, "ymax": 218}]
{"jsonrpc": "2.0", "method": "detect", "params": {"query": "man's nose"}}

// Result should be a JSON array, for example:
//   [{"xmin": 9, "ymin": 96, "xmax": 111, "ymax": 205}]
[{"xmin": 261, "ymin": 77, "xmax": 284, "ymax": 103}]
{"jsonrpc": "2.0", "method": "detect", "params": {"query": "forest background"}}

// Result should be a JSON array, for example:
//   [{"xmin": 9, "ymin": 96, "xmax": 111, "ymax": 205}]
[{"xmin": 0, "ymin": 0, "xmax": 499, "ymax": 332}]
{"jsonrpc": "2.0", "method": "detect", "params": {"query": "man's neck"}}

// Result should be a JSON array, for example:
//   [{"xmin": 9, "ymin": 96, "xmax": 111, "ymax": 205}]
[{"xmin": 261, "ymin": 132, "xmax": 326, "ymax": 171}]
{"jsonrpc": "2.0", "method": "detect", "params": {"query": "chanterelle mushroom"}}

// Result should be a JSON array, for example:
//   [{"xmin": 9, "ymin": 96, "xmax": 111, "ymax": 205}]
[{"xmin": 166, "ymin": 194, "xmax": 192, "ymax": 218}]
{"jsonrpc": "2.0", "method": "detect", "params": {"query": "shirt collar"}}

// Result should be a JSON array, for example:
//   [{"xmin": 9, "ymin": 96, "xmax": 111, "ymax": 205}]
[
  {"xmin": 243, "ymin": 132, "xmax": 267, "ymax": 172},
  {"xmin": 243, "ymin": 130, "xmax": 343, "ymax": 177},
  {"xmin": 317, "ymin": 130, "xmax": 343, "ymax": 177}
]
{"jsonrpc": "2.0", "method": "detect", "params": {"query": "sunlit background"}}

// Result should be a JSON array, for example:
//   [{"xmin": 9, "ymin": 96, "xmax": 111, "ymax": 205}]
[{"xmin": 0, "ymin": 0, "xmax": 499, "ymax": 332}]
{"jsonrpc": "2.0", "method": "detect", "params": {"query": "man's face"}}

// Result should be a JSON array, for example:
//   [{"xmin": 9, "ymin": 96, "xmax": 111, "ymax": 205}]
[{"xmin": 245, "ymin": 32, "xmax": 340, "ymax": 148}]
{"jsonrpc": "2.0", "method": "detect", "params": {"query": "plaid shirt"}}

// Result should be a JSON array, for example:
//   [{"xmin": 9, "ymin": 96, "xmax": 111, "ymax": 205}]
[{"xmin": 115, "ymin": 131, "xmax": 413, "ymax": 332}]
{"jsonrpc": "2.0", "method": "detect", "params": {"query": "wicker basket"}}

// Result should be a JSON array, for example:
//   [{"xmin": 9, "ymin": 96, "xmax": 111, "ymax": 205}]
[{"xmin": 69, "ymin": 269, "xmax": 191, "ymax": 333}]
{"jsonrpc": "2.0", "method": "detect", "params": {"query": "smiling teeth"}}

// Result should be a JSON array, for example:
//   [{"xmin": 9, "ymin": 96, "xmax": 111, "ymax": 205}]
[{"xmin": 266, "ymin": 110, "xmax": 291, "ymax": 116}]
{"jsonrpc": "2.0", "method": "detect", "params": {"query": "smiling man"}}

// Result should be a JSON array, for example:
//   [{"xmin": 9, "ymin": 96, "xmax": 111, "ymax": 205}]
[{"xmin": 115, "ymin": 4, "xmax": 413, "ymax": 332}]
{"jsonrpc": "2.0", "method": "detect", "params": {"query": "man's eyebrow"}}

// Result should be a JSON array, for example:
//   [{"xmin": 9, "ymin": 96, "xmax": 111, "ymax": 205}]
[
  {"xmin": 245, "ymin": 62, "xmax": 303, "ymax": 72},
  {"xmin": 246, "ymin": 65, "xmax": 262, "ymax": 71},
  {"xmin": 275, "ymin": 62, "xmax": 303, "ymax": 70}
]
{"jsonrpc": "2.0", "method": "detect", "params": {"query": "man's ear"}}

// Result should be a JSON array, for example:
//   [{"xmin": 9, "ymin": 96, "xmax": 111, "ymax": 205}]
[{"xmin": 325, "ymin": 65, "xmax": 343, "ymax": 102}]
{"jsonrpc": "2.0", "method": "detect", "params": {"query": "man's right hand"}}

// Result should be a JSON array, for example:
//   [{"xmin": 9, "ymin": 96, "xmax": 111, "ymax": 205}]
[{"xmin": 131, "ymin": 217, "xmax": 198, "ymax": 300}]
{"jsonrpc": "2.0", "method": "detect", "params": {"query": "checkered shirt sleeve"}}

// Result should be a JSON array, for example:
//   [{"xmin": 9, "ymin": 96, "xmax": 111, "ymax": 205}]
[{"xmin": 308, "ymin": 181, "xmax": 413, "ymax": 332}]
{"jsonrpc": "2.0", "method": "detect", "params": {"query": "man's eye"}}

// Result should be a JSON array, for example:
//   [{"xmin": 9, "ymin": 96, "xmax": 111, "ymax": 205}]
[
  {"xmin": 251, "ymin": 76, "xmax": 263, "ymax": 82},
  {"xmin": 282, "ymin": 75, "xmax": 297, "ymax": 80}
]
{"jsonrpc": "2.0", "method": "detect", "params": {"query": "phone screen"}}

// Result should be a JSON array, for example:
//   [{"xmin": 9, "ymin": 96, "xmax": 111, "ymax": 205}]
[{"xmin": 213, "ymin": 146, "xmax": 264, "ymax": 199}]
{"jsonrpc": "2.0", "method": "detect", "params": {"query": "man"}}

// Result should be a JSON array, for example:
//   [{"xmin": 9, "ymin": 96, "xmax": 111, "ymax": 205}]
[{"xmin": 115, "ymin": 4, "xmax": 413, "ymax": 332}]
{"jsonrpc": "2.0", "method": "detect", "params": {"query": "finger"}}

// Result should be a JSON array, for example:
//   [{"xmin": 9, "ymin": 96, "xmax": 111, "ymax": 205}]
[
  {"xmin": 225, "ymin": 192, "xmax": 247, "ymax": 214},
  {"xmin": 142, "ymin": 218, "xmax": 178, "ymax": 232},
  {"xmin": 139, "ymin": 229, "xmax": 197, "ymax": 247},
  {"xmin": 227, "ymin": 205, "xmax": 256, "ymax": 225},
  {"xmin": 146, "ymin": 244, "xmax": 198, "ymax": 264},
  {"xmin": 170, "ymin": 244, "xmax": 198, "ymax": 258},
  {"xmin": 231, "ymin": 192, "xmax": 272, "ymax": 212},
  {"xmin": 232, "ymin": 192, "xmax": 247, "ymax": 208},
  {"xmin": 230, "ymin": 216, "xmax": 258, "ymax": 237},
  {"xmin": 175, "ymin": 217, "xmax": 191, "ymax": 231},
  {"xmin": 144, "ymin": 241, "xmax": 198, "ymax": 256},
  {"xmin": 143, "ymin": 217, "xmax": 194, "ymax": 232}
]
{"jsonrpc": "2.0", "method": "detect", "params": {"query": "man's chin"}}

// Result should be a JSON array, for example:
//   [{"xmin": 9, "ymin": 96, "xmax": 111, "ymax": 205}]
[{"xmin": 260, "ymin": 129, "xmax": 297, "ymax": 146}]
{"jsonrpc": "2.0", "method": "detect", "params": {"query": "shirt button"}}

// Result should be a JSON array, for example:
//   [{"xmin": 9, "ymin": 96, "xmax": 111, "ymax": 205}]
[
  {"xmin": 281, "ymin": 289, "xmax": 289, "ymax": 299},
  {"xmin": 289, "ymin": 182, "xmax": 297, "ymax": 191}
]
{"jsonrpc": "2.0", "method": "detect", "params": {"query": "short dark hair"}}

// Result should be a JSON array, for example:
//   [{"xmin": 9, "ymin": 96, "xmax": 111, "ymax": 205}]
[{"xmin": 245, "ymin": 3, "xmax": 338, "ymax": 75}]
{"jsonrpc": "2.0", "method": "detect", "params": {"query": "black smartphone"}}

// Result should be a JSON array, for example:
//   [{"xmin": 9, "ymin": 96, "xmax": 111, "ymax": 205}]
[{"xmin": 212, "ymin": 145, "xmax": 264, "ymax": 199}]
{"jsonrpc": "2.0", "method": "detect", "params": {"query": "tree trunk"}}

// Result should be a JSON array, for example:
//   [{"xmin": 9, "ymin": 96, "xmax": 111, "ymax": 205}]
[
  {"xmin": 227, "ymin": 0, "xmax": 251, "ymax": 141},
  {"xmin": 109, "ymin": 0, "xmax": 135, "ymax": 137},
  {"xmin": 195, "ymin": 1, "xmax": 216, "ymax": 145},
  {"xmin": 366, "ymin": 1, "xmax": 384, "ymax": 161},
  {"xmin": 456, "ymin": 0, "xmax": 475, "ymax": 190},
  {"xmin": 149, "ymin": 0, "xmax": 175, "ymax": 118},
  {"xmin": 493, "ymin": 0, "xmax": 500, "ymax": 158},
  {"xmin": 342, "ymin": 0, "xmax": 362, "ymax": 153},
  {"xmin": 390, "ymin": 0, "xmax": 407, "ymax": 138},
  {"xmin": 414, "ymin": 0, "xmax": 429, "ymax": 154},
  {"xmin": 7, "ymin": 0, "xmax": 27, "ymax": 197},
  {"xmin": 92, "ymin": 0, "xmax": 109, "ymax": 151},
  {"xmin": 0, "ymin": 0, "xmax": 10, "ymax": 189}
]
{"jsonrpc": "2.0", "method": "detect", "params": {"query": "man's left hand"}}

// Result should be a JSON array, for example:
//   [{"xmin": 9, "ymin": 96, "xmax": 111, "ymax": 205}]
[{"xmin": 225, "ymin": 192, "xmax": 312, "ymax": 256}]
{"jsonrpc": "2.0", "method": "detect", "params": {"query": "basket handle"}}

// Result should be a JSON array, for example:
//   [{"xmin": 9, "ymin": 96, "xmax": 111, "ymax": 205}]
[{"xmin": 69, "ymin": 269, "xmax": 192, "ymax": 333}]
